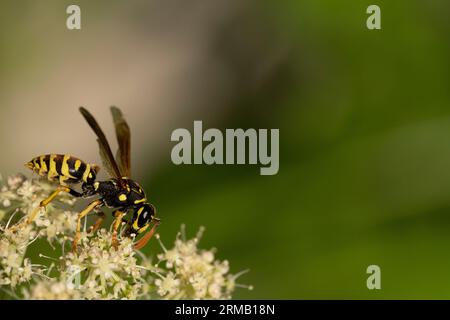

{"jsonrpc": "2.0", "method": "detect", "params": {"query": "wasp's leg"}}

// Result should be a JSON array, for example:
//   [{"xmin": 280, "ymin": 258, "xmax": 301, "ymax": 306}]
[
  {"xmin": 111, "ymin": 210, "xmax": 125, "ymax": 249},
  {"xmin": 88, "ymin": 209, "xmax": 106, "ymax": 234},
  {"xmin": 40, "ymin": 185, "xmax": 82, "ymax": 207},
  {"xmin": 134, "ymin": 217, "xmax": 161, "ymax": 250},
  {"xmin": 9, "ymin": 185, "xmax": 82, "ymax": 231},
  {"xmin": 72, "ymin": 199, "xmax": 103, "ymax": 253}
]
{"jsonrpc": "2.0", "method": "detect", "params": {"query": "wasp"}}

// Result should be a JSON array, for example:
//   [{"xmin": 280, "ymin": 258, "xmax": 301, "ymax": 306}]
[{"xmin": 12, "ymin": 107, "xmax": 160, "ymax": 252}]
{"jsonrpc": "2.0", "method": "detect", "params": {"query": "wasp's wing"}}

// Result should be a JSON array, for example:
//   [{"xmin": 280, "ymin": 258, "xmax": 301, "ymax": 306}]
[
  {"xmin": 110, "ymin": 106, "xmax": 131, "ymax": 178},
  {"xmin": 79, "ymin": 107, "xmax": 124, "ymax": 181},
  {"xmin": 97, "ymin": 140, "xmax": 119, "ymax": 179}
]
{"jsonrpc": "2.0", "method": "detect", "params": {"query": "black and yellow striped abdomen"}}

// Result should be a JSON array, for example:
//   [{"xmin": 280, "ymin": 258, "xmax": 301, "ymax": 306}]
[{"xmin": 26, "ymin": 154, "xmax": 98, "ymax": 185}]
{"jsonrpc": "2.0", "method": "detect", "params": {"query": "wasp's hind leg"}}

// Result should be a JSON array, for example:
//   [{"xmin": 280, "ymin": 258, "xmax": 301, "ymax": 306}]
[
  {"xmin": 40, "ymin": 185, "xmax": 82, "ymax": 208},
  {"xmin": 9, "ymin": 185, "xmax": 82, "ymax": 232},
  {"xmin": 72, "ymin": 199, "xmax": 103, "ymax": 253}
]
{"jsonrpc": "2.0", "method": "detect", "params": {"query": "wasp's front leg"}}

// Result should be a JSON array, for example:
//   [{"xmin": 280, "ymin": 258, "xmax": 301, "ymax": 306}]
[{"xmin": 111, "ymin": 210, "xmax": 126, "ymax": 250}]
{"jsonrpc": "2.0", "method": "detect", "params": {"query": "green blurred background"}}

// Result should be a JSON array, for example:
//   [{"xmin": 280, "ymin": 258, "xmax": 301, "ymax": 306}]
[{"xmin": 1, "ymin": 0, "xmax": 450, "ymax": 298}]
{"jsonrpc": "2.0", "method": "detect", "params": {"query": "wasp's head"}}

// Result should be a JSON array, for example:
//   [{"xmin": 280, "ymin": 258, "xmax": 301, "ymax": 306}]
[{"xmin": 126, "ymin": 203, "xmax": 157, "ymax": 236}]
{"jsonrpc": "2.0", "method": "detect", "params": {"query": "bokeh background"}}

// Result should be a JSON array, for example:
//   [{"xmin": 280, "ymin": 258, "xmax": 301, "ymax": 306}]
[{"xmin": 1, "ymin": 0, "xmax": 450, "ymax": 299}]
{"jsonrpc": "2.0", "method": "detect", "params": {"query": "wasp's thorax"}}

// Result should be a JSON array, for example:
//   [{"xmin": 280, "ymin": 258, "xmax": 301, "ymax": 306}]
[{"xmin": 91, "ymin": 178, "xmax": 147, "ymax": 208}]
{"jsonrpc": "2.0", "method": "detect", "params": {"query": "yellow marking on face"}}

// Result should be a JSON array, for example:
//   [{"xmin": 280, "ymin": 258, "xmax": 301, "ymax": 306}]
[
  {"xmin": 89, "ymin": 173, "xmax": 93, "ymax": 178},
  {"xmin": 39, "ymin": 156, "xmax": 48, "ymax": 174},
  {"xmin": 119, "ymin": 194, "xmax": 127, "ymax": 202},
  {"xmin": 132, "ymin": 207, "xmax": 145, "ymax": 230},
  {"xmin": 94, "ymin": 182, "xmax": 100, "ymax": 190},
  {"xmin": 74, "ymin": 160, "xmax": 81, "ymax": 171},
  {"xmin": 82, "ymin": 164, "xmax": 91, "ymax": 182},
  {"xmin": 48, "ymin": 154, "xmax": 58, "ymax": 179},
  {"xmin": 138, "ymin": 223, "xmax": 149, "ymax": 234},
  {"xmin": 134, "ymin": 198, "xmax": 146, "ymax": 204}
]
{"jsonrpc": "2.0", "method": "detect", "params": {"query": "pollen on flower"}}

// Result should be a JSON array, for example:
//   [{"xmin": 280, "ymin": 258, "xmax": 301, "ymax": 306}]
[{"xmin": 0, "ymin": 174, "xmax": 250, "ymax": 300}]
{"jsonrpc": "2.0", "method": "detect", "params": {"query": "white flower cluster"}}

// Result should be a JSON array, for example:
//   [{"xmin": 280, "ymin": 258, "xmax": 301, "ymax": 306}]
[
  {"xmin": 23, "ymin": 230, "xmax": 152, "ymax": 300},
  {"xmin": 0, "ymin": 174, "xmax": 75, "ymax": 218},
  {"xmin": 0, "ymin": 174, "xmax": 250, "ymax": 300},
  {"xmin": 25, "ymin": 279, "xmax": 82, "ymax": 300},
  {"xmin": 63, "ymin": 230, "xmax": 152, "ymax": 299},
  {"xmin": 154, "ymin": 227, "xmax": 252, "ymax": 299},
  {"xmin": 0, "ymin": 174, "xmax": 77, "ymax": 290},
  {"xmin": 0, "ymin": 227, "xmax": 34, "ymax": 287}
]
